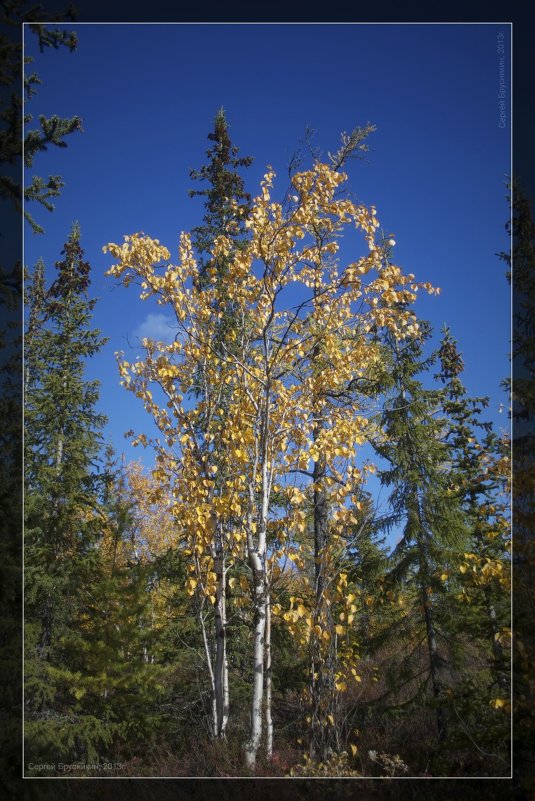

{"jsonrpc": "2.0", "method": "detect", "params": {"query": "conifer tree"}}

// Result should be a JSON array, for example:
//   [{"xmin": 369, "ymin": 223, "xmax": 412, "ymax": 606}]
[
  {"xmin": 502, "ymin": 183, "xmax": 535, "ymax": 426},
  {"xmin": 24, "ymin": 223, "xmax": 108, "ymax": 766},
  {"xmin": 189, "ymin": 107, "xmax": 252, "ymax": 285},
  {"xmin": 374, "ymin": 323, "xmax": 468, "ymax": 744},
  {"xmin": 56, "ymin": 447, "xmax": 167, "ymax": 770},
  {"xmin": 437, "ymin": 326, "xmax": 510, "ymax": 691},
  {"xmin": 1, "ymin": 11, "xmax": 81, "ymax": 788},
  {"xmin": 504, "ymin": 183, "xmax": 535, "ymax": 795},
  {"xmin": 0, "ymin": 247, "xmax": 23, "ymax": 792},
  {"xmin": 2, "ymin": 7, "xmax": 80, "ymax": 234},
  {"xmin": 22, "ymin": 20, "xmax": 82, "ymax": 234}
]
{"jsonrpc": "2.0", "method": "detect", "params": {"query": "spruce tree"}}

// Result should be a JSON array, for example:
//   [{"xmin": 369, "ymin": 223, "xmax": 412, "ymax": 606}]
[
  {"xmin": 22, "ymin": 19, "xmax": 82, "ymax": 234},
  {"xmin": 189, "ymin": 107, "xmax": 252, "ymax": 282},
  {"xmin": 24, "ymin": 223, "xmax": 108, "ymax": 767},
  {"xmin": 2, "ymin": 7, "xmax": 80, "ymax": 233},
  {"xmin": 0, "ymin": 250, "xmax": 23, "ymax": 792},
  {"xmin": 53, "ymin": 447, "xmax": 167, "ymax": 771},
  {"xmin": 502, "ymin": 183, "xmax": 535, "ymax": 427},
  {"xmin": 374, "ymin": 322, "xmax": 468, "ymax": 745},
  {"xmin": 1, "ymin": 11, "xmax": 81, "ymax": 789},
  {"xmin": 437, "ymin": 326, "xmax": 510, "ymax": 689},
  {"xmin": 503, "ymin": 184, "xmax": 535, "ymax": 793}
]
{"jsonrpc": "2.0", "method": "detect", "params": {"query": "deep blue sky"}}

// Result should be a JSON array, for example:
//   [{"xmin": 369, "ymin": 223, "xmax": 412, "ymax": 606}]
[{"xmin": 24, "ymin": 22, "xmax": 511, "ymax": 471}]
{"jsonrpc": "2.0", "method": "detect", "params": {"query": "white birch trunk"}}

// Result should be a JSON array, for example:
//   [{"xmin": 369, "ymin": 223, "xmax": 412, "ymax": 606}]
[
  {"xmin": 214, "ymin": 545, "xmax": 229, "ymax": 737},
  {"xmin": 244, "ymin": 391, "xmax": 270, "ymax": 770},
  {"xmin": 244, "ymin": 552, "xmax": 266, "ymax": 770},
  {"xmin": 199, "ymin": 603, "xmax": 218, "ymax": 739},
  {"xmin": 223, "ymin": 632, "xmax": 229, "ymax": 736},
  {"xmin": 265, "ymin": 590, "xmax": 273, "ymax": 760}
]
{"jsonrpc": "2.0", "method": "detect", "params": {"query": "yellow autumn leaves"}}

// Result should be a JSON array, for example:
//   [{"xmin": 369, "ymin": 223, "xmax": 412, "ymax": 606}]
[{"xmin": 103, "ymin": 159, "xmax": 439, "ymax": 676}]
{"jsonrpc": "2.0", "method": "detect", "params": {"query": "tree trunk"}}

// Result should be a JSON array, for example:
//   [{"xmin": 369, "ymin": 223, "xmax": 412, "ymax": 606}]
[
  {"xmin": 214, "ymin": 540, "xmax": 229, "ymax": 737},
  {"xmin": 244, "ymin": 392, "xmax": 270, "ymax": 770},
  {"xmin": 199, "ymin": 602, "xmax": 218, "ymax": 739},
  {"xmin": 413, "ymin": 481, "xmax": 447, "ymax": 743},
  {"xmin": 420, "ymin": 581, "xmax": 446, "ymax": 741},
  {"xmin": 265, "ymin": 590, "xmax": 273, "ymax": 760},
  {"xmin": 55, "ymin": 434, "xmax": 64, "ymax": 476},
  {"xmin": 473, "ymin": 514, "xmax": 509, "ymax": 692},
  {"xmin": 416, "ymin": 525, "xmax": 446, "ymax": 742},
  {"xmin": 310, "ymin": 446, "xmax": 331, "ymax": 760},
  {"xmin": 310, "ymin": 393, "xmax": 337, "ymax": 761},
  {"xmin": 244, "ymin": 552, "xmax": 266, "ymax": 770},
  {"xmin": 223, "ymin": 613, "xmax": 230, "ymax": 737}
]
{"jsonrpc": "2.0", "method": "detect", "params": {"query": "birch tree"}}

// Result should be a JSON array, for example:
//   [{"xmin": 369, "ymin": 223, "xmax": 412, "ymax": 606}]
[
  {"xmin": 187, "ymin": 108, "xmax": 252, "ymax": 738},
  {"xmin": 104, "ymin": 156, "xmax": 437, "ymax": 770}
]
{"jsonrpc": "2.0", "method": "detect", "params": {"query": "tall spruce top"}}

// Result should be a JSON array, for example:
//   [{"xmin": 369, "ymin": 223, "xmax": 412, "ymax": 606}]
[{"xmin": 188, "ymin": 108, "xmax": 253, "ymax": 280}]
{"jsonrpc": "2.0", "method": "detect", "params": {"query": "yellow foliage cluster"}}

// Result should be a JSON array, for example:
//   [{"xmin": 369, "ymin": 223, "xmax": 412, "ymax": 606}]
[{"xmin": 103, "ymin": 160, "xmax": 439, "ymax": 673}]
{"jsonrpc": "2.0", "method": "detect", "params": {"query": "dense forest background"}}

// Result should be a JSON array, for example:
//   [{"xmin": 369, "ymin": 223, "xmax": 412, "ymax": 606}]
[{"xmin": 2, "ymin": 10, "xmax": 529, "ymax": 788}]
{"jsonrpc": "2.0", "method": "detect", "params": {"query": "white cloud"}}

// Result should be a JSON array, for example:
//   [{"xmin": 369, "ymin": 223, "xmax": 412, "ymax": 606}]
[{"xmin": 134, "ymin": 313, "xmax": 176, "ymax": 344}]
